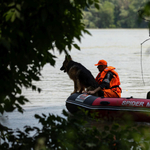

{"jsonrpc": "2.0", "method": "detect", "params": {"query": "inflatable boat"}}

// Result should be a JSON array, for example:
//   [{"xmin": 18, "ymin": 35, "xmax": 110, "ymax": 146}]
[{"xmin": 66, "ymin": 93, "xmax": 150, "ymax": 123}]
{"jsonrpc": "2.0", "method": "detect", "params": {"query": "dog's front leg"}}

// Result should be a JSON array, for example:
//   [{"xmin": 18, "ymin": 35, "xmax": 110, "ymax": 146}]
[
  {"xmin": 71, "ymin": 80, "xmax": 78, "ymax": 95},
  {"xmin": 79, "ymin": 84, "xmax": 85, "ymax": 93}
]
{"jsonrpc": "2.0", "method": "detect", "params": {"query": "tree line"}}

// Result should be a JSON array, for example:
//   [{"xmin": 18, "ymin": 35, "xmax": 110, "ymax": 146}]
[{"xmin": 83, "ymin": 0, "xmax": 149, "ymax": 28}]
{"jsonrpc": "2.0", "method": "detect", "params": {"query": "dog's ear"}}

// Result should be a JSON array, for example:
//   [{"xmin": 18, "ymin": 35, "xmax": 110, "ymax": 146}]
[{"xmin": 65, "ymin": 55, "xmax": 72, "ymax": 61}]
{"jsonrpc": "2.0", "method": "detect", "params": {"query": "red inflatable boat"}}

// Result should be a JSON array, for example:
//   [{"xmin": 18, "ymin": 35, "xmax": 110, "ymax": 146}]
[{"xmin": 66, "ymin": 93, "xmax": 150, "ymax": 123}]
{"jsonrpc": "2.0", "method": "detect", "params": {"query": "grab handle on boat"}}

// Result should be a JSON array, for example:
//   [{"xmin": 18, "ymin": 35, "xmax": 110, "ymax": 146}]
[
  {"xmin": 126, "ymin": 96, "xmax": 133, "ymax": 99},
  {"xmin": 100, "ymin": 101, "xmax": 110, "ymax": 105}
]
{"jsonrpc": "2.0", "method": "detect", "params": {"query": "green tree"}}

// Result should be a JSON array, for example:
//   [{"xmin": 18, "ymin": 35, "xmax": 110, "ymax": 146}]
[
  {"xmin": 83, "ymin": 0, "xmax": 149, "ymax": 28},
  {"xmin": 0, "ymin": 0, "xmax": 99, "ymax": 114},
  {"xmin": 115, "ymin": 0, "xmax": 147, "ymax": 28},
  {"xmin": 83, "ymin": 11, "xmax": 97, "ymax": 28},
  {"xmin": 138, "ymin": 1, "xmax": 150, "ymax": 27},
  {"xmin": 83, "ymin": 1, "xmax": 115, "ymax": 28},
  {"xmin": 98, "ymin": 1, "xmax": 115, "ymax": 28}
]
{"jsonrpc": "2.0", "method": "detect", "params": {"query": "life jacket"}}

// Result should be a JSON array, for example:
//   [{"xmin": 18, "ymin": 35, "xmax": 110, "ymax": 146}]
[{"xmin": 95, "ymin": 66, "xmax": 121, "ymax": 97}]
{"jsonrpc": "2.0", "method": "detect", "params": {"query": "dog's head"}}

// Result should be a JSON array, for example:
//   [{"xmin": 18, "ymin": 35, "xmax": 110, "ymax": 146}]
[{"xmin": 60, "ymin": 55, "xmax": 72, "ymax": 72}]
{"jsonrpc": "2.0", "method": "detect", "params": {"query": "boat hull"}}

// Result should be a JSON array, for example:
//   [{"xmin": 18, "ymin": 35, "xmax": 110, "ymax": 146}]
[{"xmin": 66, "ymin": 93, "xmax": 150, "ymax": 123}]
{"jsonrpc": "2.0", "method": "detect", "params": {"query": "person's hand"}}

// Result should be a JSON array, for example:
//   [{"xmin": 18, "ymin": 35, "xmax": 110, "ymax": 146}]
[{"xmin": 87, "ymin": 90, "xmax": 95, "ymax": 95}]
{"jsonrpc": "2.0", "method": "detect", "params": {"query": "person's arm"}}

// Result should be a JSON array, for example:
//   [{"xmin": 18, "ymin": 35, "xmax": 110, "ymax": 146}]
[
  {"xmin": 87, "ymin": 87, "xmax": 101, "ymax": 95},
  {"xmin": 87, "ymin": 72, "xmax": 114, "ymax": 95},
  {"xmin": 99, "ymin": 71, "xmax": 114, "ymax": 89}
]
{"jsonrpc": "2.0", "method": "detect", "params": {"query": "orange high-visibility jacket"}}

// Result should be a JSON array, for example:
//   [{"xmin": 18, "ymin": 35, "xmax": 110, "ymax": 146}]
[{"xmin": 95, "ymin": 66, "xmax": 121, "ymax": 97}]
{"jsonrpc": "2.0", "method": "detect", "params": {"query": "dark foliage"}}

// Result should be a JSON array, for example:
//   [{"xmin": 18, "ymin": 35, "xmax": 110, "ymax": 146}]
[
  {"xmin": 1, "ymin": 110, "xmax": 150, "ymax": 150},
  {"xmin": 0, "ymin": 0, "xmax": 99, "ymax": 113}
]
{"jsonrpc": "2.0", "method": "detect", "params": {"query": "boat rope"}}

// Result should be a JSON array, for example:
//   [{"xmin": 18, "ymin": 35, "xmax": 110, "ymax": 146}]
[
  {"xmin": 138, "ymin": 3, "xmax": 150, "ymax": 85},
  {"xmin": 141, "ymin": 37, "xmax": 150, "ymax": 86}
]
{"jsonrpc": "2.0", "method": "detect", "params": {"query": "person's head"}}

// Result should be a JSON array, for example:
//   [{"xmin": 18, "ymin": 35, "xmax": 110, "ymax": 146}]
[{"xmin": 95, "ymin": 60, "xmax": 107, "ymax": 72}]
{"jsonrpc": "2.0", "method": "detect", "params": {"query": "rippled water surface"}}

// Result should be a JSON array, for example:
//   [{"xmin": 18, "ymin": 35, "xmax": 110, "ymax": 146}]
[{"xmin": 3, "ymin": 29, "xmax": 150, "ymax": 129}]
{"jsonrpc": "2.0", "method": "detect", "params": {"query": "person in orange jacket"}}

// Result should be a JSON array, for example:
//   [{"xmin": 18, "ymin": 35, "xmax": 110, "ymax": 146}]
[{"xmin": 87, "ymin": 60, "xmax": 122, "ymax": 98}]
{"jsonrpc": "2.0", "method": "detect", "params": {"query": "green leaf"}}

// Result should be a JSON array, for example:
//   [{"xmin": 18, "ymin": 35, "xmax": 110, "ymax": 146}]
[
  {"xmin": 73, "ymin": 44, "xmax": 80, "ymax": 50},
  {"xmin": 94, "ymin": 3, "xmax": 100, "ymax": 9},
  {"xmin": 38, "ymin": 88, "xmax": 41, "ymax": 93},
  {"xmin": 11, "ymin": 11, "xmax": 16, "ymax": 22}
]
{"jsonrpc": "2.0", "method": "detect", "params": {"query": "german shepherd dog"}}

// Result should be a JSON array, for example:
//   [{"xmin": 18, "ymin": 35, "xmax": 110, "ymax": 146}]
[{"xmin": 60, "ymin": 55, "xmax": 99, "ymax": 95}]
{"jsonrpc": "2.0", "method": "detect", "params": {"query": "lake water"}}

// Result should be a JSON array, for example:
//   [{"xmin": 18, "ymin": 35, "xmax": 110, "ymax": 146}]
[{"xmin": 2, "ymin": 29, "xmax": 150, "ymax": 130}]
